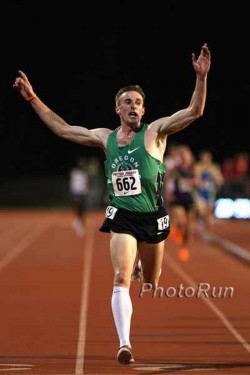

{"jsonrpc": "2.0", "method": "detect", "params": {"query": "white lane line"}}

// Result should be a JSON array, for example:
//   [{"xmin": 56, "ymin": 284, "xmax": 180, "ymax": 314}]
[
  {"xmin": 0, "ymin": 364, "xmax": 34, "ymax": 366},
  {"xmin": 0, "ymin": 367, "xmax": 31, "ymax": 371},
  {"xmin": 75, "ymin": 218, "xmax": 96, "ymax": 375},
  {"xmin": 132, "ymin": 363, "xmax": 219, "ymax": 371},
  {"xmin": 201, "ymin": 231, "xmax": 250, "ymax": 264},
  {"xmin": 0, "ymin": 363, "xmax": 34, "ymax": 371},
  {"xmin": 133, "ymin": 366, "xmax": 216, "ymax": 372},
  {"xmin": 133, "ymin": 364, "xmax": 186, "ymax": 371},
  {"xmin": 0, "ymin": 220, "xmax": 52, "ymax": 273},
  {"xmin": 164, "ymin": 252, "xmax": 250, "ymax": 354}
]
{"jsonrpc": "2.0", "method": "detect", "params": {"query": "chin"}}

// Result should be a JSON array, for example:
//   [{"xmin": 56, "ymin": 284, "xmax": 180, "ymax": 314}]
[{"xmin": 128, "ymin": 119, "xmax": 140, "ymax": 127}]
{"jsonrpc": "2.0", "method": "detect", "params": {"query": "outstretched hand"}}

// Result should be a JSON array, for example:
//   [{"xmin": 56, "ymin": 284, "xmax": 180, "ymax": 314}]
[
  {"xmin": 192, "ymin": 43, "xmax": 211, "ymax": 78},
  {"xmin": 13, "ymin": 70, "xmax": 36, "ymax": 100}
]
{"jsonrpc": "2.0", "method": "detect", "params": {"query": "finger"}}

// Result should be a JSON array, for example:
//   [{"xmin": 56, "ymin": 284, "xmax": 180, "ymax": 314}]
[
  {"xmin": 202, "ymin": 43, "xmax": 210, "ymax": 55},
  {"xmin": 18, "ymin": 70, "xmax": 30, "ymax": 83},
  {"xmin": 13, "ymin": 77, "xmax": 21, "ymax": 86},
  {"xmin": 13, "ymin": 81, "xmax": 21, "ymax": 88},
  {"xmin": 202, "ymin": 45, "xmax": 211, "ymax": 60}
]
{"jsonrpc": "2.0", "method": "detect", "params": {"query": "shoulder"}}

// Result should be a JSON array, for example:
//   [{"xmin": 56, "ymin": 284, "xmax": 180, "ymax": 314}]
[
  {"xmin": 92, "ymin": 127, "xmax": 115, "ymax": 151},
  {"xmin": 92, "ymin": 127, "xmax": 112, "ymax": 142}
]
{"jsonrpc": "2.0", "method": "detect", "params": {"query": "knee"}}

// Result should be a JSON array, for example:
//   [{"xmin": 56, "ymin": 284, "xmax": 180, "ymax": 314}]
[
  {"xmin": 114, "ymin": 271, "xmax": 131, "ymax": 288},
  {"xmin": 143, "ymin": 269, "xmax": 162, "ymax": 290}
]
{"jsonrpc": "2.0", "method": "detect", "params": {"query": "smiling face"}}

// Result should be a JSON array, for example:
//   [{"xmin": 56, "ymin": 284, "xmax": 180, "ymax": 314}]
[{"xmin": 115, "ymin": 90, "xmax": 145, "ymax": 129}]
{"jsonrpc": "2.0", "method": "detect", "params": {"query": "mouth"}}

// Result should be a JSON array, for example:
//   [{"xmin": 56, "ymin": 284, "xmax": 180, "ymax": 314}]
[{"xmin": 128, "ymin": 112, "xmax": 138, "ymax": 119}]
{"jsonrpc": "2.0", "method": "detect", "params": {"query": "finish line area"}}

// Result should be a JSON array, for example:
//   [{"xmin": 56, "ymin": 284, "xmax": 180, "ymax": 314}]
[{"xmin": 0, "ymin": 210, "xmax": 249, "ymax": 375}]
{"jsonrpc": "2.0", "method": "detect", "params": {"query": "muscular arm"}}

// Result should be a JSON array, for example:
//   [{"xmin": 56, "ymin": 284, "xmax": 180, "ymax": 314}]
[
  {"xmin": 29, "ymin": 97, "xmax": 110, "ymax": 149},
  {"xmin": 13, "ymin": 71, "xmax": 111, "ymax": 150},
  {"xmin": 149, "ymin": 43, "xmax": 211, "ymax": 138}
]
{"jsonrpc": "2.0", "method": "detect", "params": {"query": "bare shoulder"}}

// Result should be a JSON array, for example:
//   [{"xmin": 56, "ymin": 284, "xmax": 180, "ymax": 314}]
[
  {"xmin": 92, "ymin": 127, "xmax": 112, "ymax": 138},
  {"xmin": 145, "ymin": 118, "xmax": 169, "ymax": 141},
  {"xmin": 91, "ymin": 127, "xmax": 113, "ymax": 149},
  {"xmin": 146, "ymin": 117, "xmax": 171, "ymax": 136}
]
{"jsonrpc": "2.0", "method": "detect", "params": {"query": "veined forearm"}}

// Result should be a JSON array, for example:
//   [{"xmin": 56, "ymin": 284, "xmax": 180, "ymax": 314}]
[{"xmin": 190, "ymin": 76, "xmax": 207, "ymax": 116}]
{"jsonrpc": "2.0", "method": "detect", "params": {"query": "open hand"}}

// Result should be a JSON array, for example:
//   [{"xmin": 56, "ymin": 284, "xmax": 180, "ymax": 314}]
[{"xmin": 192, "ymin": 43, "xmax": 211, "ymax": 78}]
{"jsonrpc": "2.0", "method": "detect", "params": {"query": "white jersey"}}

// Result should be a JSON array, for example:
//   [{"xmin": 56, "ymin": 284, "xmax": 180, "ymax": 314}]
[{"xmin": 70, "ymin": 168, "xmax": 89, "ymax": 195}]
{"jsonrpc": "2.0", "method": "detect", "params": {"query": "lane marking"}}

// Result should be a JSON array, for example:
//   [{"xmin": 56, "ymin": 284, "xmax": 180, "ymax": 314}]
[
  {"xmin": 132, "ymin": 363, "xmax": 218, "ymax": 372},
  {"xmin": 201, "ymin": 231, "xmax": 250, "ymax": 264},
  {"xmin": 0, "ymin": 364, "xmax": 34, "ymax": 366},
  {"xmin": 164, "ymin": 252, "xmax": 250, "ymax": 354},
  {"xmin": 0, "ymin": 220, "xmax": 52, "ymax": 273},
  {"xmin": 0, "ymin": 363, "xmax": 34, "ymax": 372},
  {"xmin": 133, "ymin": 364, "xmax": 186, "ymax": 371},
  {"xmin": 0, "ymin": 367, "xmax": 31, "ymax": 371},
  {"xmin": 75, "ymin": 218, "xmax": 96, "ymax": 375},
  {"xmin": 133, "ymin": 366, "xmax": 216, "ymax": 372}
]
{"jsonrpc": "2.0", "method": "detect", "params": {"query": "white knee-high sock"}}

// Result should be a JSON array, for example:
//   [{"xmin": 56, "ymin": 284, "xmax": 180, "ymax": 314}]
[{"xmin": 111, "ymin": 286, "xmax": 133, "ymax": 348}]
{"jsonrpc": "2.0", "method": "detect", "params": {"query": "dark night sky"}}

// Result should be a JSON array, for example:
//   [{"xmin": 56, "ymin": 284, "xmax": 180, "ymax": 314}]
[{"xmin": 1, "ymin": 0, "xmax": 249, "ymax": 177}]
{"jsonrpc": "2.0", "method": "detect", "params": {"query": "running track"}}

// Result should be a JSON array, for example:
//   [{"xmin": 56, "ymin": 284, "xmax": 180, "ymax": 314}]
[{"xmin": 0, "ymin": 210, "xmax": 249, "ymax": 375}]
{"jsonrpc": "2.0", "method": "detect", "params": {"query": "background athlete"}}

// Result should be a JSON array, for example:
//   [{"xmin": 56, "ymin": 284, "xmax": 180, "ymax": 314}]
[{"xmin": 13, "ymin": 43, "xmax": 211, "ymax": 365}]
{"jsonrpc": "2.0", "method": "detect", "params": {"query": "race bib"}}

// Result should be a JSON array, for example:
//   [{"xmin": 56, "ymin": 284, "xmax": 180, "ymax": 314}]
[
  {"xmin": 112, "ymin": 169, "xmax": 141, "ymax": 196},
  {"xmin": 157, "ymin": 215, "xmax": 170, "ymax": 230},
  {"xmin": 106, "ymin": 206, "xmax": 118, "ymax": 219}
]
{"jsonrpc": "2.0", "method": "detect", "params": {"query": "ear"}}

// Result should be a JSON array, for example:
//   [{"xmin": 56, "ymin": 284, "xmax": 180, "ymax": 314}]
[
  {"xmin": 141, "ymin": 106, "xmax": 145, "ymax": 116},
  {"xmin": 115, "ymin": 105, "xmax": 120, "ymax": 115}
]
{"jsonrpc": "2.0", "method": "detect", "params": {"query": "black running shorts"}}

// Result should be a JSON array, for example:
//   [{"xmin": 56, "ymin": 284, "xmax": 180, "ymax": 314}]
[{"xmin": 99, "ymin": 206, "xmax": 170, "ymax": 244}]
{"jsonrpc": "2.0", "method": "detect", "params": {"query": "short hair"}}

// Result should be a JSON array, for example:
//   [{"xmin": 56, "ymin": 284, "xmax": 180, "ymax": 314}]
[{"xmin": 115, "ymin": 85, "xmax": 145, "ymax": 105}]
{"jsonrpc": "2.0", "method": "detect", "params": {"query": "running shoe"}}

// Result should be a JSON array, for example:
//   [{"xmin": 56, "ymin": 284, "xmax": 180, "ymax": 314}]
[
  {"xmin": 178, "ymin": 247, "xmax": 190, "ymax": 262},
  {"xmin": 117, "ymin": 345, "xmax": 134, "ymax": 365},
  {"xmin": 131, "ymin": 259, "xmax": 143, "ymax": 281}
]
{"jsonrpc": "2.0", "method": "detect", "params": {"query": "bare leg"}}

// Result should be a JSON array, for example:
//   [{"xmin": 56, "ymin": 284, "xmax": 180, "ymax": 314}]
[
  {"xmin": 110, "ymin": 232, "xmax": 137, "ymax": 287},
  {"xmin": 137, "ymin": 240, "xmax": 165, "ymax": 288},
  {"xmin": 110, "ymin": 232, "xmax": 137, "ymax": 359},
  {"xmin": 169, "ymin": 205, "xmax": 192, "ymax": 261}
]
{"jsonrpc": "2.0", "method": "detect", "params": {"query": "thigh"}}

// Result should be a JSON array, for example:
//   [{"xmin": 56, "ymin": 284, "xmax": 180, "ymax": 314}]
[
  {"xmin": 173, "ymin": 204, "xmax": 190, "ymax": 226},
  {"xmin": 137, "ymin": 240, "xmax": 165, "ymax": 286},
  {"xmin": 110, "ymin": 232, "xmax": 138, "ymax": 287}
]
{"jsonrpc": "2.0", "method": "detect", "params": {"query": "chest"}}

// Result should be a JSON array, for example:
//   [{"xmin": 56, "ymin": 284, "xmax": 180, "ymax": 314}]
[{"xmin": 116, "ymin": 131, "xmax": 137, "ymax": 147}]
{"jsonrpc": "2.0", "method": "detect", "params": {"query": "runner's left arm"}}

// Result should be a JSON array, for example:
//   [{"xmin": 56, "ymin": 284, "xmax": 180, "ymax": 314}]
[{"xmin": 149, "ymin": 43, "xmax": 211, "ymax": 137}]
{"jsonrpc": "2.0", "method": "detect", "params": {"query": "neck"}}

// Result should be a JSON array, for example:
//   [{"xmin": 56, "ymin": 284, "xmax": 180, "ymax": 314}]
[
  {"xmin": 120, "ymin": 122, "xmax": 143, "ymax": 134},
  {"xmin": 117, "ymin": 123, "xmax": 143, "ymax": 147}
]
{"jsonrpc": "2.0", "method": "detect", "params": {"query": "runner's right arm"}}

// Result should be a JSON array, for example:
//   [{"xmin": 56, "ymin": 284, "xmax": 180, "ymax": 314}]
[{"xmin": 13, "ymin": 70, "xmax": 111, "ymax": 150}]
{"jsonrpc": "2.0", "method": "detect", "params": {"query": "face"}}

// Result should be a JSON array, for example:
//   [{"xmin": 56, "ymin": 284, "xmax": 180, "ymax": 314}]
[
  {"xmin": 179, "ymin": 146, "xmax": 193, "ymax": 165},
  {"xmin": 115, "ymin": 91, "xmax": 145, "ymax": 128},
  {"xmin": 201, "ymin": 151, "xmax": 212, "ymax": 164}
]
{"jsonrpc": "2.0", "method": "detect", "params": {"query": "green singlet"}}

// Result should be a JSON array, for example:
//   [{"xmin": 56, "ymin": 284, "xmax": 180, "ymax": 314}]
[{"xmin": 104, "ymin": 123, "xmax": 166, "ymax": 212}]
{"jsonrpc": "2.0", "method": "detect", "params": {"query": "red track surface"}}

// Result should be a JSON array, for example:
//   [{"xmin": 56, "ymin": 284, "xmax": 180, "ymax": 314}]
[
  {"xmin": 209, "ymin": 219, "xmax": 249, "ymax": 253},
  {"xmin": 0, "ymin": 210, "xmax": 249, "ymax": 375}
]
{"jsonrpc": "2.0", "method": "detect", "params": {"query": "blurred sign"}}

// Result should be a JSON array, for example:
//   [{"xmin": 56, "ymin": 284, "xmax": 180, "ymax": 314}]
[{"xmin": 214, "ymin": 198, "xmax": 250, "ymax": 219}]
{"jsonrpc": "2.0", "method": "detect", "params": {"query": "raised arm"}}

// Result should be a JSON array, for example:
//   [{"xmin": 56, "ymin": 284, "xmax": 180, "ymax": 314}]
[
  {"xmin": 149, "ymin": 43, "xmax": 211, "ymax": 137},
  {"xmin": 13, "ymin": 71, "xmax": 111, "ymax": 150}
]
